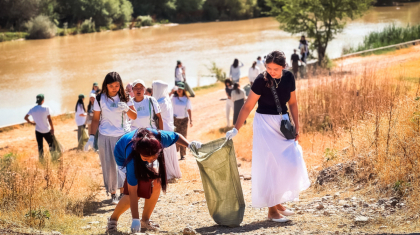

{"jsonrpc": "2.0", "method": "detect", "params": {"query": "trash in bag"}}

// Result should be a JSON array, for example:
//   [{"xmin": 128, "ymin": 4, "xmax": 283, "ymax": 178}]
[
  {"xmin": 184, "ymin": 81, "xmax": 195, "ymax": 98},
  {"xmin": 190, "ymin": 138, "xmax": 245, "ymax": 227},
  {"xmin": 77, "ymin": 128, "xmax": 89, "ymax": 151},
  {"xmin": 243, "ymin": 84, "xmax": 251, "ymax": 96},
  {"xmin": 50, "ymin": 135, "xmax": 64, "ymax": 161}
]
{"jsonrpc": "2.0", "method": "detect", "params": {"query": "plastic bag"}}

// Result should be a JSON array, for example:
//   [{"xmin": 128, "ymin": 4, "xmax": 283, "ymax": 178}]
[
  {"xmin": 77, "ymin": 128, "xmax": 89, "ymax": 151},
  {"xmin": 50, "ymin": 135, "xmax": 64, "ymax": 161}
]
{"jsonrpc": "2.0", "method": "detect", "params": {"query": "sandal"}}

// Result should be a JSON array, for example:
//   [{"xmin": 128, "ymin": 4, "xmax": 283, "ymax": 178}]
[
  {"xmin": 141, "ymin": 220, "xmax": 160, "ymax": 232},
  {"xmin": 106, "ymin": 217, "xmax": 118, "ymax": 232}
]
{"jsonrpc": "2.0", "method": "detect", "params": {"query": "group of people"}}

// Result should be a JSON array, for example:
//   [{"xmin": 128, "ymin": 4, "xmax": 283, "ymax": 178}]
[{"xmin": 24, "ymin": 50, "xmax": 310, "ymax": 233}]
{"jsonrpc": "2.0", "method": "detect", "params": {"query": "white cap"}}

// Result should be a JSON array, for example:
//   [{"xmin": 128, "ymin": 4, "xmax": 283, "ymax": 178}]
[
  {"xmin": 132, "ymin": 79, "xmax": 146, "ymax": 88},
  {"xmin": 90, "ymin": 93, "xmax": 96, "ymax": 98}
]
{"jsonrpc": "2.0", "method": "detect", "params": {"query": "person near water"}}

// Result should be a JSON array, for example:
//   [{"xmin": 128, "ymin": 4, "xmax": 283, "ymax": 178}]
[
  {"xmin": 229, "ymin": 59, "xmax": 244, "ymax": 83},
  {"xmin": 171, "ymin": 82, "xmax": 193, "ymax": 160},
  {"xmin": 24, "ymin": 94, "xmax": 55, "ymax": 159},
  {"xmin": 86, "ymin": 93, "xmax": 96, "ymax": 131},
  {"xmin": 256, "ymin": 56, "xmax": 265, "ymax": 72},
  {"xmin": 152, "ymin": 81, "xmax": 182, "ymax": 180},
  {"xmin": 91, "ymin": 82, "xmax": 101, "ymax": 95},
  {"xmin": 299, "ymin": 36, "xmax": 309, "ymax": 63},
  {"xmin": 248, "ymin": 61, "xmax": 260, "ymax": 86},
  {"xmin": 106, "ymin": 128, "xmax": 202, "ymax": 233},
  {"xmin": 291, "ymin": 49, "xmax": 301, "ymax": 79},
  {"xmin": 126, "ymin": 79, "xmax": 163, "ymax": 131},
  {"xmin": 145, "ymin": 87, "xmax": 153, "ymax": 96},
  {"xmin": 75, "ymin": 94, "xmax": 87, "ymax": 142},
  {"xmin": 231, "ymin": 83, "xmax": 246, "ymax": 126},
  {"xmin": 84, "ymin": 72, "xmax": 137, "ymax": 205},
  {"xmin": 226, "ymin": 50, "xmax": 310, "ymax": 223},
  {"xmin": 225, "ymin": 79, "xmax": 234, "ymax": 127},
  {"xmin": 175, "ymin": 61, "xmax": 185, "ymax": 85}
]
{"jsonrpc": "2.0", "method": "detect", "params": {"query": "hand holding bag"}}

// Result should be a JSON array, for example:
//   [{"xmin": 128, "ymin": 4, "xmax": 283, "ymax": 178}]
[{"xmin": 269, "ymin": 81, "xmax": 296, "ymax": 140}]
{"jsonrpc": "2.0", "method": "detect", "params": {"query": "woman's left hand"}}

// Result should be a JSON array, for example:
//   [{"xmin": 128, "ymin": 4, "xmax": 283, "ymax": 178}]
[{"xmin": 295, "ymin": 133, "xmax": 300, "ymax": 141}]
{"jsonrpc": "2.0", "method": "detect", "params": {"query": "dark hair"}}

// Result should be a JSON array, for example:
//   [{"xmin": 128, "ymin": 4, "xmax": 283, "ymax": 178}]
[
  {"xmin": 75, "ymin": 97, "xmax": 86, "ymax": 112},
  {"xmin": 257, "ymin": 56, "xmax": 261, "ymax": 60},
  {"xmin": 100, "ymin": 72, "xmax": 128, "ymax": 102},
  {"xmin": 264, "ymin": 50, "xmax": 287, "ymax": 87},
  {"xmin": 175, "ymin": 61, "xmax": 182, "ymax": 77},
  {"xmin": 232, "ymin": 59, "xmax": 239, "ymax": 68},
  {"xmin": 146, "ymin": 87, "xmax": 152, "ymax": 95},
  {"xmin": 87, "ymin": 97, "xmax": 94, "ymax": 112},
  {"xmin": 224, "ymin": 79, "xmax": 232, "ymax": 87},
  {"xmin": 128, "ymin": 128, "xmax": 167, "ymax": 192},
  {"xmin": 173, "ymin": 88, "xmax": 189, "ymax": 100},
  {"xmin": 300, "ymin": 36, "xmax": 307, "ymax": 45},
  {"xmin": 252, "ymin": 61, "xmax": 257, "ymax": 69},
  {"xmin": 233, "ymin": 82, "xmax": 241, "ymax": 94}
]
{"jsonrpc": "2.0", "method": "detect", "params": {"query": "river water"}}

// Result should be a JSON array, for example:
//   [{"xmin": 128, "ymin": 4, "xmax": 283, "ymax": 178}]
[{"xmin": 1, "ymin": 3, "xmax": 420, "ymax": 127}]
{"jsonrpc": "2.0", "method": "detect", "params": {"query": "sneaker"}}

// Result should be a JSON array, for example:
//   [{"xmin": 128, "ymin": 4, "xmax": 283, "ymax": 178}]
[
  {"xmin": 106, "ymin": 217, "xmax": 118, "ymax": 232},
  {"xmin": 118, "ymin": 193, "xmax": 125, "ymax": 201},
  {"xmin": 141, "ymin": 220, "xmax": 160, "ymax": 232},
  {"xmin": 180, "ymin": 156, "xmax": 185, "ymax": 161},
  {"xmin": 111, "ymin": 194, "xmax": 119, "ymax": 205}
]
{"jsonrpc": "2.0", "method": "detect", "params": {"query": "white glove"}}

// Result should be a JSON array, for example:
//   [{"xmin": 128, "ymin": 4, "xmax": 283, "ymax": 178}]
[
  {"xmin": 188, "ymin": 141, "xmax": 202, "ymax": 150},
  {"xmin": 225, "ymin": 128, "xmax": 238, "ymax": 140},
  {"xmin": 131, "ymin": 219, "xmax": 141, "ymax": 233},
  {"xmin": 118, "ymin": 102, "xmax": 130, "ymax": 112},
  {"xmin": 84, "ymin": 135, "xmax": 95, "ymax": 151}
]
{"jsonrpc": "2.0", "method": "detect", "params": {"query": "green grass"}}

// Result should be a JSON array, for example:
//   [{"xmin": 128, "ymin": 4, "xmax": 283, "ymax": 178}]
[
  {"xmin": 343, "ymin": 24, "xmax": 420, "ymax": 55},
  {"xmin": 0, "ymin": 32, "xmax": 29, "ymax": 42}
]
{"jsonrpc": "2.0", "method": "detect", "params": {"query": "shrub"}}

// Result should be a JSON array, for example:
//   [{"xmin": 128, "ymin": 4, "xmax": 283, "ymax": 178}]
[
  {"xmin": 80, "ymin": 18, "xmax": 96, "ymax": 33},
  {"xmin": 25, "ymin": 15, "xmax": 57, "ymax": 39},
  {"xmin": 207, "ymin": 62, "xmax": 227, "ymax": 82},
  {"xmin": 136, "ymin": 15, "xmax": 153, "ymax": 27}
]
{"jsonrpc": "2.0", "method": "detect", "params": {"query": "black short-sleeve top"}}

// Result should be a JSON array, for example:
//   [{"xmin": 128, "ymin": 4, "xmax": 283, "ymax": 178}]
[{"xmin": 251, "ymin": 70, "xmax": 296, "ymax": 115}]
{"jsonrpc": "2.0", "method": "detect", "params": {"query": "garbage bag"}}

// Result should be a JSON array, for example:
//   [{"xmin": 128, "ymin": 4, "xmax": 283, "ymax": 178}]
[
  {"xmin": 184, "ymin": 81, "xmax": 195, "ymax": 98},
  {"xmin": 190, "ymin": 138, "xmax": 245, "ymax": 227},
  {"xmin": 50, "ymin": 135, "xmax": 64, "ymax": 161},
  {"xmin": 77, "ymin": 128, "xmax": 89, "ymax": 151},
  {"xmin": 243, "ymin": 84, "xmax": 251, "ymax": 96}
]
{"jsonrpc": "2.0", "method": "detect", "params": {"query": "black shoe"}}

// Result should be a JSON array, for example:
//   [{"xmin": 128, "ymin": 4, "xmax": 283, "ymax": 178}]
[
  {"xmin": 111, "ymin": 194, "xmax": 119, "ymax": 205},
  {"xmin": 180, "ymin": 156, "xmax": 185, "ymax": 160}
]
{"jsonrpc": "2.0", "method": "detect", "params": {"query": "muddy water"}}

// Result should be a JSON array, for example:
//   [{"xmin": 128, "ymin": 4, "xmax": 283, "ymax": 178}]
[{"xmin": 1, "ymin": 3, "xmax": 419, "ymax": 127}]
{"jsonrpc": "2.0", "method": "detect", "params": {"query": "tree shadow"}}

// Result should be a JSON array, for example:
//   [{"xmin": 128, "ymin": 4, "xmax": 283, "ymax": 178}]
[
  {"xmin": 83, "ymin": 198, "xmax": 115, "ymax": 216},
  {"xmin": 196, "ymin": 220, "xmax": 294, "ymax": 234}
]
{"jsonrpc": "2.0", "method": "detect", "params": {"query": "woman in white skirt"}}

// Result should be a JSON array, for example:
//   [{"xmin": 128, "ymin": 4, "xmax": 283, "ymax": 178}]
[
  {"xmin": 152, "ymin": 80, "xmax": 182, "ymax": 180},
  {"xmin": 226, "ymin": 50, "xmax": 310, "ymax": 222}
]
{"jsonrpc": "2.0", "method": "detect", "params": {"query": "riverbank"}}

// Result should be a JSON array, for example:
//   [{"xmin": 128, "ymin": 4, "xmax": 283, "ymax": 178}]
[{"xmin": 1, "ymin": 46, "xmax": 420, "ymax": 234}]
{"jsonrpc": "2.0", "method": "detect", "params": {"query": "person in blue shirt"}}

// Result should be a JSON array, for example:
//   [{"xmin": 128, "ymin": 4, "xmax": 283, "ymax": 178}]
[{"xmin": 107, "ymin": 128, "xmax": 202, "ymax": 233}]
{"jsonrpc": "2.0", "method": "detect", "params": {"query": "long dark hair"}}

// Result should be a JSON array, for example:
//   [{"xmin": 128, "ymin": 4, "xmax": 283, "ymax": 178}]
[
  {"xmin": 75, "ymin": 96, "xmax": 86, "ymax": 112},
  {"xmin": 233, "ymin": 83, "xmax": 241, "ymax": 94},
  {"xmin": 87, "ymin": 97, "xmax": 94, "ymax": 112},
  {"xmin": 300, "ymin": 35, "xmax": 307, "ymax": 45},
  {"xmin": 173, "ymin": 89, "xmax": 189, "ymax": 100},
  {"xmin": 252, "ymin": 61, "xmax": 257, "ymax": 69},
  {"xmin": 99, "ymin": 72, "xmax": 128, "ymax": 102},
  {"xmin": 232, "ymin": 59, "xmax": 239, "ymax": 68},
  {"xmin": 224, "ymin": 79, "xmax": 232, "ymax": 87},
  {"xmin": 264, "ymin": 50, "xmax": 287, "ymax": 88},
  {"xmin": 175, "ymin": 61, "xmax": 182, "ymax": 77},
  {"xmin": 125, "ymin": 128, "xmax": 167, "ymax": 192}
]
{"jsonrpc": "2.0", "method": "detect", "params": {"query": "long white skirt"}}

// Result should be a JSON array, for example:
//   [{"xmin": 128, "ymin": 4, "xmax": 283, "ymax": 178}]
[
  {"xmin": 164, "ymin": 144, "xmax": 182, "ymax": 180},
  {"xmin": 252, "ymin": 113, "xmax": 310, "ymax": 208}
]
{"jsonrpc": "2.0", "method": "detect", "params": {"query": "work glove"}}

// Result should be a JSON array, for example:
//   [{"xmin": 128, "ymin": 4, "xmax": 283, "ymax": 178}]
[
  {"xmin": 131, "ymin": 219, "xmax": 141, "ymax": 233},
  {"xmin": 84, "ymin": 135, "xmax": 95, "ymax": 151},
  {"xmin": 225, "ymin": 128, "xmax": 238, "ymax": 140},
  {"xmin": 188, "ymin": 141, "xmax": 202, "ymax": 150},
  {"xmin": 118, "ymin": 102, "xmax": 130, "ymax": 112}
]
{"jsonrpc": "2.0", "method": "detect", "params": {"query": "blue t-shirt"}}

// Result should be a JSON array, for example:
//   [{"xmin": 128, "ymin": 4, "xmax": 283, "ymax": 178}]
[{"xmin": 114, "ymin": 128, "xmax": 179, "ymax": 186}]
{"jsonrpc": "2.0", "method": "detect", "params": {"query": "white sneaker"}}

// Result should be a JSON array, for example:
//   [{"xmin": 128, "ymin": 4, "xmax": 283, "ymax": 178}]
[
  {"xmin": 111, "ymin": 194, "xmax": 119, "ymax": 205},
  {"xmin": 279, "ymin": 209, "xmax": 295, "ymax": 216},
  {"xmin": 268, "ymin": 216, "xmax": 290, "ymax": 223}
]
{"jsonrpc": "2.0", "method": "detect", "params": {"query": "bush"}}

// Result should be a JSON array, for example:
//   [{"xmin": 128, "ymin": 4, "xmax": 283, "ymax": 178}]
[
  {"xmin": 25, "ymin": 15, "xmax": 57, "ymax": 39},
  {"xmin": 207, "ymin": 62, "xmax": 227, "ymax": 82},
  {"xmin": 80, "ymin": 18, "xmax": 96, "ymax": 33},
  {"xmin": 136, "ymin": 15, "xmax": 153, "ymax": 27}
]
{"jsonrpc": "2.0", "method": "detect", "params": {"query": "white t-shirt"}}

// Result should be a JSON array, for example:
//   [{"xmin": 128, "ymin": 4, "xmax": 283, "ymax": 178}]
[
  {"xmin": 75, "ymin": 104, "xmax": 87, "ymax": 126},
  {"xmin": 175, "ymin": 67, "xmax": 183, "ymax": 82},
  {"xmin": 256, "ymin": 60, "xmax": 265, "ymax": 72},
  {"xmin": 27, "ymin": 105, "xmax": 51, "ymax": 133},
  {"xmin": 248, "ymin": 67, "xmax": 260, "ymax": 83},
  {"xmin": 231, "ymin": 88, "xmax": 246, "ymax": 102},
  {"xmin": 171, "ymin": 96, "xmax": 192, "ymax": 119},
  {"xmin": 130, "ymin": 96, "xmax": 161, "ymax": 131},
  {"xmin": 93, "ymin": 94, "xmax": 134, "ymax": 137}
]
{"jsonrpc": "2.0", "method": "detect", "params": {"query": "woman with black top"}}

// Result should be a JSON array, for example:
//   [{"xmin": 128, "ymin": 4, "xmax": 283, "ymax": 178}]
[
  {"xmin": 226, "ymin": 50, "xmax": 310, "ymax": 223},
  {"xmin": 224, "ymin": 79, "xmax": 234, "ymax": 126}
]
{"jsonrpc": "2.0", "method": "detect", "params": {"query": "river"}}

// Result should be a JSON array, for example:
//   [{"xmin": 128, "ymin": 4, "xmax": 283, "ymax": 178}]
[{"xmin": 1, "ymin": 2, "xmax": 420, "ymax": 127}]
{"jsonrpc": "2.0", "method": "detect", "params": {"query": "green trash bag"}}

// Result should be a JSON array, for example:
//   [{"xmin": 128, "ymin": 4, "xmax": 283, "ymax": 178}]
[
  {"xmin": 243, "ymin": 84, "xmax": 251, "ymax": 96},
  {"xmin": 77, "ymin": 128, "xmax": 89, "ymax": 151},
  {"xmin": 50, "ymin": 135, "xmax": 64, "ymax": 161},
  {"xmin": 184, "ymin": 81, "xmax": 195, "ymax": 98},
  {"xmin": 190, "ymin": 138, "xmax": 245, "ymax": 227}
]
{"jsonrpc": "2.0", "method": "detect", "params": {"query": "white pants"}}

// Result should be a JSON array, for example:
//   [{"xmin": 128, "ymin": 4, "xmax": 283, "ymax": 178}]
[{"xmin": 226, "ymin": 99, "xmax": 234, "ymax": 126}]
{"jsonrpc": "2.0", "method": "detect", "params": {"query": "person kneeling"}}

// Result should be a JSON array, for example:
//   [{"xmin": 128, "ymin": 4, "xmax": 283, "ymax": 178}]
[{"xmin": 107, "ymin": 128, "xmax": 201, "ymax": 233}]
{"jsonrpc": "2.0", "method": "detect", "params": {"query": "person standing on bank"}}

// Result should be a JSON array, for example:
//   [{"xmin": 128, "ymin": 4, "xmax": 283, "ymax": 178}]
[
  {"xmin": 231, "ymin": 83, "xmax": 246, "ymax": 126},
  {"xmin": 84, "ymin": 72, "xmax": 137, "ymax": 205},
  {"xmin": 75, "ymin": 94, "xmax": 87, "ymax": 142},
  {"xmin": 24, "ymin": 94, "xmax": 55, "ymax": 159},
  {"xmin": 175, "ymin": 61, "xmax": 185, "ymax": 86},
  {"xmin": 225, "ymin": 79, "xmax": 234, "ymax": 127},
  {"xmin": 248, "ymin": 61, "xmax": 260, "ymax": 86},
  {"xmin": 91, "ymin": 82, "xmax": 101, "ymax": 95},
  {"xmin": 291, "ymin": 49, "xmax": 301, "ymax": 79},
  {"xmin": 229, "ymin": 59, "xmax": 244, "ymax": 83},
  {"xmin": 152, "ymin": 81, "xmax": 182, "ymax": 180},
  {"xmin": 171, "ymin": 82, "xmax": 193, "ymax": 160},
  {"xmin": 226, "ymin": 51, "xmax": 310, "ymax": 223},
  {"xmin": 86, "ymin": 93, "xmax": 96, "ymax": 132},
  {"xmin": 126, "ymin": 79, "xmax": 163, "ymax": 131},
  {"xmin": 299, "ymin": 36, "xmax": 309, "ymax": 63},
  {"xmin": 256, "ymin": 56, "xmax": 265, "ymax": 72}
]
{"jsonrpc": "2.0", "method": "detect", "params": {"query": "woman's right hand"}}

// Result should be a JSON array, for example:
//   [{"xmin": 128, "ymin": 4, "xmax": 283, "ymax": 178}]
[{"xmin": 226, "ymin": 128, "xmax": 238, "ymax": 140}]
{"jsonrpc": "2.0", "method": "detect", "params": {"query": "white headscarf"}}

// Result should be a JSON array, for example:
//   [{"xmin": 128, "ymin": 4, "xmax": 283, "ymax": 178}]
[{"xmin": 152, "ymin": 80, "xmax": 175, "ymax": 131}]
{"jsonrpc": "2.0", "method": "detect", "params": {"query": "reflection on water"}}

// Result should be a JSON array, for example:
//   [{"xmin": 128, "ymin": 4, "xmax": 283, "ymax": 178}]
[{"xmin": 0, "ymin": 3, "xmax": 419, "ymax": 126}]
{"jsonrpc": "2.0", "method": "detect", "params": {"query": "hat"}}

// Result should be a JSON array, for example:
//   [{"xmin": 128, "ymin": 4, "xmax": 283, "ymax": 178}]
[
  {"xmin": 78, "ymin": 94, "xmax": 85, "ymax": 99},
  {"xmin": 90, "ymin": 93, "xmax": 96, "ymax": 98},
  {"xmin": 176, "ymin": 82, "xmax": 185, "ymax": 90},
  {"xmin": 93, "ymin": 82, "xmax": 98, "ymax": 86},
  {"xmin": 132, "ymin": 79, "xmax": 146, "ymax": 88},
  {"xmin": 36, "ymin": 94, "xmax": 44, "ymax": 104}
]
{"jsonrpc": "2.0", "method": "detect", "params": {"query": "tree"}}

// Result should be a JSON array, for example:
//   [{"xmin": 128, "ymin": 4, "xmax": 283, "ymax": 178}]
[{"xmin": 268, "ymin": 0, "xmax": 372, "ymax": 65}]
